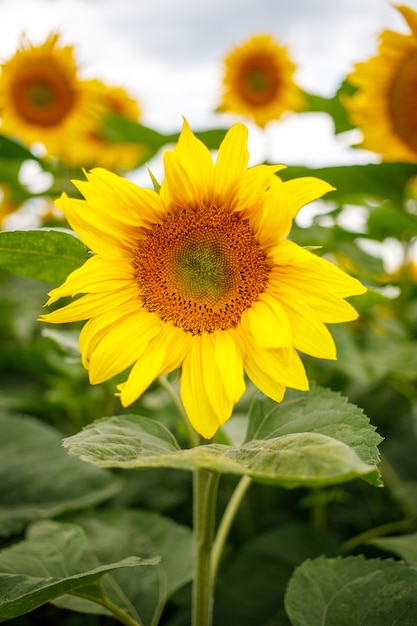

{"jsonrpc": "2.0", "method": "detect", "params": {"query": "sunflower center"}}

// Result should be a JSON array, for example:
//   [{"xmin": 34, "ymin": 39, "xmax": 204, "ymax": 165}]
[
  {"xmin": 388, "ymin": 50, "xmax": 417, "ymax": 152},
  {"xmin": 238, "ymin": 55, "xmax": 280, "ymax": 106},
  {"xmin": 134, "ymin": 205, "xmax": 270, "ymax": 334},
  {"xmin": 12, "ymin": 62, "xmax": 75, "ymax": 126}
]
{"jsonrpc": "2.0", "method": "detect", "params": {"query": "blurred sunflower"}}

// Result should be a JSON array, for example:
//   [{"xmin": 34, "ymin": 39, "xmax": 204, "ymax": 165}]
[
  {"xmin": 345, "ymin": 5, "xmax": 417, "ymax": 161},
  {"xmin": 0, "ymin": 32, "xmax": 102, "ymax": 161},
  {"xmin": 73, "ymin": 81, "xmax": 146, "ymax": 171},
  {"xmin": 40, "ymin": 121, "xmax": 365, "ymax": 439},
  {"xmin": 217, "ymin": 34, "xmax": 305, "ymax": 128}
]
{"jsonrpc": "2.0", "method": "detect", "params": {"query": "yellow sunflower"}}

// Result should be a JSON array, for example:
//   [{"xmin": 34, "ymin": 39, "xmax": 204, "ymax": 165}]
[
  {"xmin": 217, "ymin": 34, "xmax": 305, "ymax": 128},
  {"xmin": 39, "ymin": 120, "xmax": 365, "ymax": 439},
  {"xmin": 0, "ymin": 32, "xmax": 102, "ymax": 161},
  {"xmin": 72, "ymin": 81, "xmax": 145, "ymax": 171},
  {"xmin": 345, "ymin": 5, "xmax": 417, "ymax": 161}
]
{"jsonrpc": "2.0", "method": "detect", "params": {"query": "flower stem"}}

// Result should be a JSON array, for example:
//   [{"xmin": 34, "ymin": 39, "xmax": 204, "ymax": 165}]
[
  {"xmin": 210, "ymin": 474, "xmax": 252, "ymax": 585},
  {"xmin": 192, "ymin": 467, "xmax": 220, "ymax": 626}
]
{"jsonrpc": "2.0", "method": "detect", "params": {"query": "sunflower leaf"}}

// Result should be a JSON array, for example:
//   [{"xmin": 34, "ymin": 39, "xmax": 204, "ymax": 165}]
[
  {"xmin": 284, "ymin": 555, "xmax": 417, "ymax": 626},
  {"xmin": 246, "ymin": 385, "xmax": 382, "ymax": 485},
  {"xmin": 0, "ymin": 412, "xmax": 120, "ymax": 537},
  {"xmin": 59, "ymin": 509, "xmax": 194, "ymax": 626},
  {"xmin": 0, "ymin": 228, "xmax": 89, "ymax": 283},
  {"xmin": 0, "ymin": 519, "xmax": 158, "ymax": 624},
  {"xmin": 63, "ymin": 407, "xmax": 379, "ymax": 488}
]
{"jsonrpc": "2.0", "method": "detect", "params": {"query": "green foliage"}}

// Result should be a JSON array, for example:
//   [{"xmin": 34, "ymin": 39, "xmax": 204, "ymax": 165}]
[
  {"xmin": 0, "ymin": 229, "xmax": 88, "ymax": 283},
  {"xmin": 62, "ymin": 387, "xmax": 380, "ymax": 488},
  {"xmin": 2, "ymin": 76, "xmax": 417, "ymax": 626},
  {"xmin": 0, "ymin": 412, "xmax": 120, "ymax": 537},
  {"xmin": 285, "ymin": 555, "xmax": 417, "ymax": 626},
  {"xmin": 0, "ymin": 520, "xmax": 159, "ymax": 624}
]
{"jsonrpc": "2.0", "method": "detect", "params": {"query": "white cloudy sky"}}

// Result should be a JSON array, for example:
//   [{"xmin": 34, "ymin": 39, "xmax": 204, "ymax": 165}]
[{"xmin": 0, "ymin": 0, "xmax": 414, "ymax": 169}]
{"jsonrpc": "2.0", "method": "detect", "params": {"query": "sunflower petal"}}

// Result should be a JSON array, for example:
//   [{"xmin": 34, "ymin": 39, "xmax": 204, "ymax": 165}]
[
  {"xmin": 88, "ymin": 310, "xmax": 163, "ymax": 384},
  {"xmin": 161, "ymin": 119, "xmax": 214, "ymax": 209},
  {"xmin": 214, "ymin": 123, "xmax": 249, "ymax": 203},
  {"xmin": 244, "ymin": 340, "xmax": 309, "ymax": 402},
  {"xmin": 241, "ymin": 291, "xmax": 292, "ymax": 348},
  {"xmin": 283, "ymin": 176, "xmax": 335, "ymax": 218},
  {"xmin": 120, "ymin": 323, "xmax": 190, "ymax": 407},
  {"xmin": 181, "ymin": 334, "xmax": 225, "ymax": 439}
]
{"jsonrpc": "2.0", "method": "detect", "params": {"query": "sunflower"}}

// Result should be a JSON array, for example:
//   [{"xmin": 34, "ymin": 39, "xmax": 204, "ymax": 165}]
[
  {"xmin": 39, "ymin": 121, "xmax": 365, "ymax": 439},
  {"xmin": 217, "ymin": 34, "xmax": 305, "ymax": 128},
  {"xmin": 345, "ymin": 5, "xmax": 417, "ymax": 161},
  {"xmin": 72, "ymin": 81, "xmax": 145, "ymax": 171},
  {"xmin": 0, "ymin": 33, "xmax": 102, "ymax": 161}
]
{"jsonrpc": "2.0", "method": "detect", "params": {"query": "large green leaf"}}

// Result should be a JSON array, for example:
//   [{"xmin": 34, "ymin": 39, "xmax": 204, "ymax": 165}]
[
  {"xmin": 63, "ymin": 405, "xmax": 379, "ymax": 488},
  {"xmin": 0, "ymin": 412, "xmax": 120, "ymax": 537},
  {"xmin": 0, "ymin": 519, "xmax": 158, "ymax": 624},
  {"xmin": 285, "ymin": 555, "xmax": 417, "ymax": 626},
  {"xmin": 0, "ymin": 229, "xmax": 88, "ymax": 283},
  {"xmin": 59, "ymin": 509, "xmax": 194, "ymax": 626},
  {"xmin": 246, "ymin": 386, "xmax": 382, "ymax": 485}
]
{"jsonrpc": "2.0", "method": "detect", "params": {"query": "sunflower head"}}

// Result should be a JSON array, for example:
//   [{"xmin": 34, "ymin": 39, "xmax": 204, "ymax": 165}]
[
  {"xmin": 217, "ymin": 34, "xmax": 305, "ymax": 128},
  {"xmin": 0, "ymin": 32, "xmax": 103, "ymax": 161},
  {"xmin": 39, "ymin": 120, "xmax": 365, "ymax": 439},
  {"xmin": 69, "ymin": 81, "xmax": 146, "ymax": 171},
  {"xmin": 345, "ymin": 4, "xmax": 417, "ymax": 161}
]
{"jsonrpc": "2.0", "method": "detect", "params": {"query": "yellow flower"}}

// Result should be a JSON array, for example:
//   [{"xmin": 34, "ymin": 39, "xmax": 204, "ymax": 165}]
[
  {"xmin": 345, "ymin": 5, "xmax": 417, "ymax": 161},
  {"xmin": 0, "ymin": 33, "xmax": 102, "ymax": 161},
  {"xmin": 71, "ymin": 81, "xmax": 146, "ymax": 171},
  {"xmin": 39, "ymin": 121, "xmax": 365, "ymax": 439},
  {"xmin": 217, "ymin": 34, "xmax": 305, "ymax": 128}
]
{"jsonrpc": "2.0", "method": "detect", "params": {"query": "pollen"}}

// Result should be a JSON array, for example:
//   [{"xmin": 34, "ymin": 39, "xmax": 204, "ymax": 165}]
[
  {"xmin": 134, "ymin": 205, "xmax": 270, "ymax": 334},
  {"xmin": 12, "ymin": 62, "xmax": 75, "ymax": 126}
]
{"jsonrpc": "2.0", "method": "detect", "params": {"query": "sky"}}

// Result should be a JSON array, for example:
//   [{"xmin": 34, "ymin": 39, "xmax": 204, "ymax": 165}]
[{"xmin": 0, "ymin": 0, "xmax": 413, "ymax": 171}]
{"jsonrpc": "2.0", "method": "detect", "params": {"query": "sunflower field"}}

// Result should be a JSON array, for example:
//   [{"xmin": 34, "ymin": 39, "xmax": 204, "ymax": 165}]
[{"xmin": 2, "ymin": 4, "xmax": 417, "ymax": 626}]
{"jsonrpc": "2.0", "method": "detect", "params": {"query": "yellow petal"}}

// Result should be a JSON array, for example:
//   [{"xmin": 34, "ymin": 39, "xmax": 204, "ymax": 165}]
[
  {"xmin": 241, "ymin": 291, "xmax": 292, "ymax": 348},
  {"xmin": 161, "ymin": 119, "xmax": 214, "ymax": 209},
  {"xmin": 269, "ymin": 240, "xmax": 366, "ymax": 298},
  {"xmin": 120, "ymin": 322, "xmax": 190, "ymax": 407},
  {"xmin": 283, "ymin": 177, "xmax": 335, "ymax": 219},
  {"xmin": 45, "ymin": 255, "xmax": 135, "ymax": 305},
  {"xmin": 226, "ymin": 164, "xmax": 286, "ymax": 215},
  {"xmin": 214, "ymin": 123, "xmax": 249, "ymax": 203},
  {"xmin": 180, "ymin": 334, "xmax": 228, "ymax": 439},
  {"xmin": 213, "ymin": 329, "xmax": 246, "ymax": 404},
  {"xmin": 88, "ymin": 310, "xmax": 163, "ymax": 384},
  {"xmin": 397, "ymin": 5, "xmax": 417, "ymax": 38},
  {"xmin": 56, "ymin": 194, "xmax": 135, "ymax": 259},
  {"xmin": 277, "ymin": 295, "xmax": 337, "ymax": 359},
  {"xmin": 243, "ymin": 340, "xmax": 309, "ymax": 401},
  {"xmin": 253, "ymin": 175, "xmax": 293, "ymax": 246},
  {"xmin": 39, "ymin": 286, "xmax": 140, "ymax": 324},
  {"xmin": 79, "ymin": 303, "xmax": 144, "ymax": 368}
]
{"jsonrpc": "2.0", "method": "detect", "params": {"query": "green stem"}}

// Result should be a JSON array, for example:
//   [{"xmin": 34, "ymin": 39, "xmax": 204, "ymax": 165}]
[
  {"xmin": 210, "ymin": 475, "xmax": 252, "ymax": 585},
  {"xmin": 341, "ymin": 518, "xmax": 414, "ymax": 554},
  {"xmin": 74, "ymin": 589, "xmax": 142, "ymax": 626},
  {"xmin": 158, "ymin": 375, "xmax": 199, "ymax": 447},
  {"xmin": 192, "ymin": 467, "xmax": 220, "ymax": 626}
]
